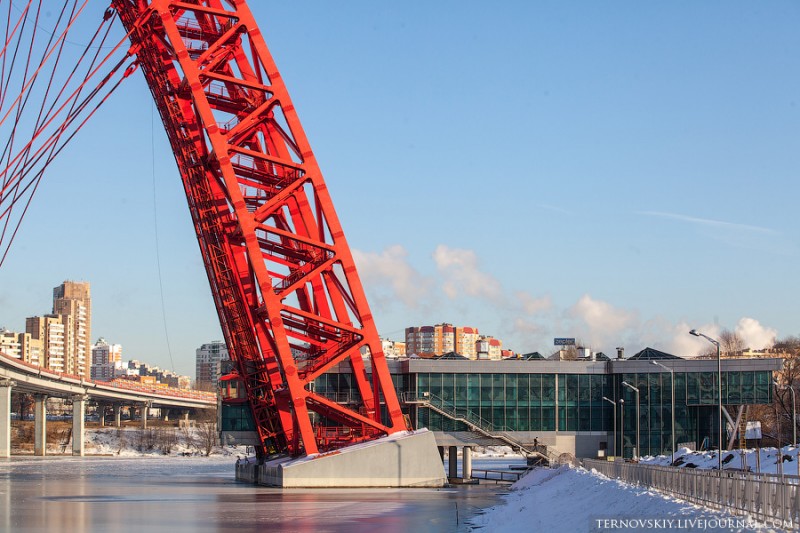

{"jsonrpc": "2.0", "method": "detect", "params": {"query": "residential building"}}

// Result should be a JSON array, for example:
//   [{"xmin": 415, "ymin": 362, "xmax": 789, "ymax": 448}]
[
  {"xmin": 0, "ymin": 329, "xmax": 21, "ymax": 359},
  {"xmin": 455, "ymin": 327, "xmax": 479, "ymax": 359},
  {"xmin": 365, "ymin": 339, "xmax": 407, "ymax": 359},
  {"xmin": 196, "ymin": 340, "xmax": 229, "ymax": 391},
  {"xmin": 26, "ymin": 315, "xmax": 66, "ymax": 373},
  {"xmin": 52, "ymin": 281, "xmax": 91, "ymax": 379},
  {"xmin": 18, "ymin": 332, "xmax": 42, "ymax": 365},
  {"xmin": 91, "ymin": 337, "xmax": 123, "ymax": 381},
  {"xmin": 476, "ymin": 335, "xmax": 502, "ymax": 360},
  {"xmin": 405, "ymin": 324, "xmax": 497, "ymax": 360},
  {"xmin": 381, "ymin": 338, "xmax": 406, "ymax": 358}
]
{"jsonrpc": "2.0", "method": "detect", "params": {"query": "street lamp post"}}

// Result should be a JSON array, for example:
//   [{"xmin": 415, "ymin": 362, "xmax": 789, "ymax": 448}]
[
  {"xmin": 652, "ymin": 361, "xmax": 676, "ymax": 466},
  {"xmin": 620, "ymin": 398, "xmax": 625, "ymax": 458},
  {"xmin": 690, "ymin": 329, "xmax": 723, "ymax": 472},
  {"xmin": 602, "ymin": 396, "xmax": 617, "ymax": 457},
  {"xmin": 788, "ymin": 385, "xmax": 797, "ymax": 447},
  {"xmin": 787, "ymin": 383, "xmax": 798, "ymax": 477},
  {"xmin": 773, "ymin": 380, "xmax": 783, "ymax": 477},
  {"xmin": 622, "ymin": 381, "xmax": 640, "ymax": 460}
]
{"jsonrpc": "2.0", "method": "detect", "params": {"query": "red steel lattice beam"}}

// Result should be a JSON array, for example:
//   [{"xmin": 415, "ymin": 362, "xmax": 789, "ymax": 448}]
[{"xmin": 113, "ymin": 0, "xmax": 407, "ymax": 457}]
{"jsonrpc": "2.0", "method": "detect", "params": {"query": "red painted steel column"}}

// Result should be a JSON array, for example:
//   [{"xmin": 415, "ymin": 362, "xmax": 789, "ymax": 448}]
[{"xmin": 113, "ymin": 0, "xmax": 407, "ymax": 458}]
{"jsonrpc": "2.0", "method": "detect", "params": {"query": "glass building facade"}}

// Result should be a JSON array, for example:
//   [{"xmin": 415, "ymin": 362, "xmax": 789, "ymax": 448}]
[
  {"xmin": 221, "ymin": 354, "xmax": 781, "ymax": 458},
  {"xmin": 409, "ymin": 370, "xmax": 772, "ymax": 457}
]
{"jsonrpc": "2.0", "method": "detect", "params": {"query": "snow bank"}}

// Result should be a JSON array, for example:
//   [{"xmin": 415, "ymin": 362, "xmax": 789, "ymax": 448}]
[
  {"xmin": 640, "ymin": 445, "xmax": 800, "ymax": 476},
  {"xmin": 470, "ymin": 465, "xmax": 780, "ymax": 532}
]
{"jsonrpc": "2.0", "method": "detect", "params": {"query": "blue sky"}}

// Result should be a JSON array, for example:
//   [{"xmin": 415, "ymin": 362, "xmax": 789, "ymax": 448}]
[{"xmin": 0, "ymin": 1, "xmax": 798, "ymax": 377}]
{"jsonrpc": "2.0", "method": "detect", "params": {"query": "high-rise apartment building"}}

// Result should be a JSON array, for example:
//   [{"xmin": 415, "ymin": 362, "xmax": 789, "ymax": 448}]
[
  {"xmin": 53, "ymin": 281, "xmax": 91, "ymax": 379},
  {"xmin": 455, "ymin": 326, "xmax": 479, "ymax": 359},
  {"xmin": 195, "ymin": 340, "xmax": 229, "ymax": 391},
  {"xmin": 91, "ymin": 337, "xmax": 123, "ymax": 381},
  {"xmin": 26, "ymin": 315, "xmax": 66, "ymax": 372}
]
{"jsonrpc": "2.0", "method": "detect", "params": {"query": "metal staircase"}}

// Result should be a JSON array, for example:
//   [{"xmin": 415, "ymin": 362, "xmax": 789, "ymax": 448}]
[
  {"xmin": 739, "ymin": 406, "xmax": 748, "ymax": 450},
  {"xmin": 402, "ymin": 392, "xmax": 559, "ymax": 465}
]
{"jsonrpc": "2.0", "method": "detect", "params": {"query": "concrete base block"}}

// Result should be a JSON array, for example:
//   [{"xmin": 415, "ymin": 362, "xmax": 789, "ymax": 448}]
[
  {"xmin": 448, "ymin": 477, "xmax": 479, "ymax": 485},
  {"xmin": 235, "ymin": 460, "xmax": 260, "ymax": 484},
  {"xmin": 241, "ymin": 429, "xmax": 446, "ymax": 488}
]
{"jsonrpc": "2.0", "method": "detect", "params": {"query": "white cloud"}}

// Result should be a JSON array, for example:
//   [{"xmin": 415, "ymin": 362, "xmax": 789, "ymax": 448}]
[
  {"xmin": 351, "ymin": 245, "xmax": 431, "ymax": 308},
  {"xmin": 568, "ymin": 294, "xmax": 635, "ymax": 338},
  {"xmin": 512, "ymin": 317, "xmax": 545, "ymax": 335},
  {"xmin": 516, "ymin": 290, "xmax": 552, "ymax": 315},
  {"xmin": 433, "ymin": 245, "xmax": 504, "ymax": 303},
  {"xmin": 662, "ymin": 321, "xmax": 719, "ymax": 358},
  {"xmin": 355, "ymin": 244, "xmax": 781, "ymax": 360},
  {"xmin": 660, "ymin": 319, "xmax": 777, "ymax": 357},
  {"xmin": 735, "ymin": 317, "xmax": 776, "ymax": 350}
]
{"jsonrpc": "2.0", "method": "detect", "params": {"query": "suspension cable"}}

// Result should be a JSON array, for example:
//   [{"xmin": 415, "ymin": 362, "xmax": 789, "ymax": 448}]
[{"xmin": 0, "ymin": 2, "xmax": 136, "ymax": 267}]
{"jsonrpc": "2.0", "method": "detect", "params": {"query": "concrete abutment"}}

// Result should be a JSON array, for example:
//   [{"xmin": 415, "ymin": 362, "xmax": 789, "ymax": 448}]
[{"xmin": 236, "ymin": 430, "xmax": 446, "ymax": 488}]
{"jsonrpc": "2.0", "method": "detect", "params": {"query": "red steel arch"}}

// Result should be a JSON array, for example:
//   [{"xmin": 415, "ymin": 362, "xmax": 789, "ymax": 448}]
[{"xmin": 113, "ymin": 0, "xmax": 407, "ymax": 458}]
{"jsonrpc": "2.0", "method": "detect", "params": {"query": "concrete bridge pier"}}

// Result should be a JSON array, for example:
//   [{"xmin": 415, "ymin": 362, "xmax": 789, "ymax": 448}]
[
  {"xmin": 34, "ymin": 394, "xmax": 47, "ymax": 456},
  {"xmin": 448, "ymin": 445, "xmax": 458, "ymax": 479},
  {"xmin": 463, "ymin": 446, "xmax": 473, "ymax": 480},
  {"xmin": 0, "ymin": 380, "xmax": 13, "ymax": 458},
  {"xmin": 141, "ymin": 401, "xmax": 152, "ymax": 429},
  {"xmin": 72, "ymin": 395, "xmax": 87, "ymax": 456},
  {"xmin": 113, "ymin": 404, "xmax": 121, "ymax": 428}
]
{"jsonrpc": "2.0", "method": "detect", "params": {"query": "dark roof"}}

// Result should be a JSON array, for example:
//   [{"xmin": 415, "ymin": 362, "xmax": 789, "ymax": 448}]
[
  {"xmin": 436, "ymin": 351, "xmax": 470, "ymax": 360},
  {"xmin": 628, "ymin": 347, "xmax": 683, "ymax": 360},
  {"xmin": 509, "ymin": 352, "xmax": 545, "ymax": 361},
  {"xmin": 594, "ymin": 352, "xmax": 611, "ymax": 361}
]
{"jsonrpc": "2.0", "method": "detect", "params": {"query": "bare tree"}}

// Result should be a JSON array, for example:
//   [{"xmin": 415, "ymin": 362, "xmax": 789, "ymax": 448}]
[
  {"xmin": 773, "ymin": 337, "xmax": 800, "ymax": 445},
  {"xmin": 195, "ymin": 409, "xmax": 218, "ymax": 456},
  {"xmin": 155, "ymin": 427, "xmax": 179, "ymax": 455},
  {"xmin": 11, "ymin": 393, "xmax": 33, "ymax": 420},
  {"xmin": 744, "ymin": 336, "xmax": 798, "ymax": 447},
  {"xmin": 697, "ymin": 329, "xmax": 746, "ymax": 358},
  {"xmin": 548, "ymin": 340, "xmax": 588, "ymax": 361},
  {"xmin": 134, "ymin": 428, "xmax": 158, "ymax": 452}
]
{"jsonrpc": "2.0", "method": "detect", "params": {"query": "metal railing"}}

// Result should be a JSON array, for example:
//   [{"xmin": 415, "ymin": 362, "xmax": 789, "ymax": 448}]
[
  {"xmin": 585, "ymin": 459, "xmax": 800, "ymax": 529},
  {"xmin": 471, "ymin": 468, "xmax": 526, "ymax": 484},
  {"xmin": 402, "ymin": 391, "xmax": 560, "ymax": 464}
]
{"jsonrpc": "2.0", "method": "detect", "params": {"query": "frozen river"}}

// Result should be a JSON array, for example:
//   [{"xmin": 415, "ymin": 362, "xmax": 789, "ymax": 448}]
[{"xmin": 1, "ymin": 455, "xmax": 523, "ymax": 532}]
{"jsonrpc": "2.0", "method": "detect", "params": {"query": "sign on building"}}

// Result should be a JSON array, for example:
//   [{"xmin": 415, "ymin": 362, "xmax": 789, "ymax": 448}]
[
  {"xmin": 745, "ymin": 421, "xmax": 762, "ymax": 440},
  {"xmin": 554, "ymin": 338, "xmax": 576, "ymax": 346}
]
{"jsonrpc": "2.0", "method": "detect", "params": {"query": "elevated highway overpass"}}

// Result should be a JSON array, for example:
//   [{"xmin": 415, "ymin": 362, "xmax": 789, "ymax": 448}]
[{"xmin": 0, "ymin": 351, "xmax": 215, "ymax": 458}]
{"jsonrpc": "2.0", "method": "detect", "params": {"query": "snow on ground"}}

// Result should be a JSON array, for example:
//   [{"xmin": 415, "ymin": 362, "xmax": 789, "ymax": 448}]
[
  {"xmin": 472, "ymin": 445, "xmax": 524, "ymax": 459},
  {"xmin": 641, "ymin": 446, "xmax": 800, "ymax": 476},
  {"xmin": 81, "ymin": 426, "xmax": 247, "ymax": 457},
  {"xmin": 470, "ymin": 465, "xmax": 783, "ymax": 532}
]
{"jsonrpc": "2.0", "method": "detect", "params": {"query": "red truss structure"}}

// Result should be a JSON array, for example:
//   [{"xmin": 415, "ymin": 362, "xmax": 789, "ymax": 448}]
[{"xmin": 113, "ymin": 0, "xmax": 408, "ymax": 458}]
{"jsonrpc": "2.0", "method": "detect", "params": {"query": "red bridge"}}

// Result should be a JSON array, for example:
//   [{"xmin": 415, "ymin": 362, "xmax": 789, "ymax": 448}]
[{"xmin": 0, "ymin": 0, "xmax": 443, "ymax": 487}]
